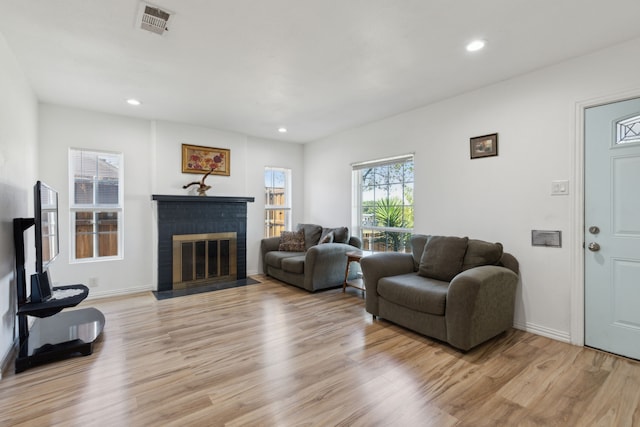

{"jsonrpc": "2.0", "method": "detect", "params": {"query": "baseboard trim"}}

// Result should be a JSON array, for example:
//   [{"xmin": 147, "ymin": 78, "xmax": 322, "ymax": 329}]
[
  {"xmin": 85, "ymin": 285, "xmax": 153, "ymax": 300},
  {"xmin": 84, "ymin": 278, "xmax": 262, "ymax": 300},
  {"xmin": 0, "ymin": 338, "xmax": 19, "ymax": 380},
  {"xmin": 513, "ymin": 321, "xmax": 572, "ymax": 344}
]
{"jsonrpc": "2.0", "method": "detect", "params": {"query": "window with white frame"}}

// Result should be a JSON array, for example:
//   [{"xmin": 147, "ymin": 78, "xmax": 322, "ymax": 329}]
[
  {"xmin": 69, "ymin": 148, "xmax": 123, "ymax": 261},
  {"xmin": 352, "ymin": 154, "xmax": 414, "ymax": 253},
  {"xmin": 264, "ymin": 167, "xmax": 292, "ymax": 238}
]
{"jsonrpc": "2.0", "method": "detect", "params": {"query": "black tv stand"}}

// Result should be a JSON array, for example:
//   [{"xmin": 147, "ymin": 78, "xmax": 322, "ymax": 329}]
[
  {"xmin": 15, "ymin": 306, "xmax": 105, "ymax": 373},
  {"xmin": 13, "ymin": 218, "xmax": 105, "ymax": 373}
]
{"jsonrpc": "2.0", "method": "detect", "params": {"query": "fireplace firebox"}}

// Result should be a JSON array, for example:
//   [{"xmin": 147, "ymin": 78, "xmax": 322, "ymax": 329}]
[{"xmin": 172, "ymin": 232, "xmax": 237, "ymax": 288}]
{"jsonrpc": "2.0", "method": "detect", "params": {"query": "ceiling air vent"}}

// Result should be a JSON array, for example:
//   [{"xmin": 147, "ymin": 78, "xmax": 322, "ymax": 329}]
[{"xmin": 139, "ymin": 4, "xmax": 171, "ymax": 35}]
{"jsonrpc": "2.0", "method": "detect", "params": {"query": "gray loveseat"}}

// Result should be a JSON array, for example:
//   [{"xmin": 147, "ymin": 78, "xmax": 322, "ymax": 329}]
[
  {"xmin": 361, "ymin": 234, "xmax": 519, "ymax": 351},
  {"xmin": 261, "ymin": 223, "xmax": 362, "ymax": 292}
]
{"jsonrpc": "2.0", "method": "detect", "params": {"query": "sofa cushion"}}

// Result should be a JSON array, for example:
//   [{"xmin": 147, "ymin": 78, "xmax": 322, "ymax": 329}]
[
  {"xmin": 265, "ymin": 251, "xmax": 305, "ymax": 269},
  {"xmin": 319, "ymin": 231, "xmax": 334, "ymax": 244},
  {"xmin": 418, "ymin": 236, "xmax": 469, "ymax": 281},
  {"xmin": 281, "ymin": 255, "xmax": 305, "ymax": 274},
  {"xmin": 462, "ymin": 239, "xmax": 503, "ymax": 270},
  {"xmin": 410, "ymin": 234, "xmax": 430, "ymax": 270},
  {"xmin": 297, "ymin": 223, "xmax": 323, "ymax": 250},
  {"xmin": 378, "ymin": 273, "xmax": 449, "ymax": 316},
  {"xmin": 279, "ymin": 230, "xmax": 306, "ymax": 252},
  {"xmin": 322, "ymin": 227, "xmax": 349, "ymax": 244}
]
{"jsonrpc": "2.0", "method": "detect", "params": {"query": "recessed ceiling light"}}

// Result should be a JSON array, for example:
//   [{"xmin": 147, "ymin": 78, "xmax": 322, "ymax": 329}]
[
  {"xmin": 126, "ymin": 98, "xmax": 142, "ymax": 106},
  {"xmin": 278, "ymin": 127, "xmax": 287, "ymax": 133},
  {"xmin": 466, "ymin": 40, "xmax": 486, "ymax": 52}
]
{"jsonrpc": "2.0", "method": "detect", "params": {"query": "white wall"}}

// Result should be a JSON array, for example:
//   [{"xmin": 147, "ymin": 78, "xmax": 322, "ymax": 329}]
[
  {"xmin": 0, "ymin": 34, "xmax": 38, "ymax": 375},
  {"xmin": 153, "ymin": 121, "xmax": 250, "ymax": 197},
  {"xmin": 39, "ymin": 105, "xmax": 154, "ymax": 296},
  {"xmin": 303, "ymin": 37, "xmax": 640, "ymax": 343},
  {"xmin": 37, "ymin": 105, "xmax": 305, "ymax": 296}
]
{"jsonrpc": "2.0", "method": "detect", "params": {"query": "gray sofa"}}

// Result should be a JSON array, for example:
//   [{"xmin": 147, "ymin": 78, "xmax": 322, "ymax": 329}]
[
  {"xmin": 361, "ymin": 234, "xmax": 519, "ymax": 351},
  {"xmin": 261, "ymin": 223, "xmax": 362, "ymax": 292}
]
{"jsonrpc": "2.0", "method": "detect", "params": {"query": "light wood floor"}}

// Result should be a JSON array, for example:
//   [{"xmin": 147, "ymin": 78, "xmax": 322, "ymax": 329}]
[{"xmin": 1, "ymin": 275, "xmax": 639, "ymax": 426}]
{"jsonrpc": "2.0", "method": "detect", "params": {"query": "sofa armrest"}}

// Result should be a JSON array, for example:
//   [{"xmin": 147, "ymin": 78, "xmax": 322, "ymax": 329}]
[
  {"xmin": 360, "ymin": 252, "xmax": 414, "ymax": 316},
  {"xmin": 302, "ymin": 243, "xmax": 361, "ymax": 290},
  {"xmin": 445, "ymin": 265, "xmax": 518, "ymax": 351},
  {"xmin": 260, "ymin": 236, "xmax": 281, "ymax": 273}
]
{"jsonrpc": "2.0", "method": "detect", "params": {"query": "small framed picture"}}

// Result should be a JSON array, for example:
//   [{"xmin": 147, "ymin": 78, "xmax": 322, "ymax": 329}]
[
  {"xmin": 181, "ymin": 144, "xmax": 230, "ymax": 175},
  {"xmin": 470, "ymin": 133, "xmax": 498, "ymax": 159}
]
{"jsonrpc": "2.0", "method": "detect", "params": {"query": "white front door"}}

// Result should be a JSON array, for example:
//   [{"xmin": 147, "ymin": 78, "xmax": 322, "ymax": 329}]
[{"xmin": 584, "ymin": 97, "xmax": 640, "ymax": 360}]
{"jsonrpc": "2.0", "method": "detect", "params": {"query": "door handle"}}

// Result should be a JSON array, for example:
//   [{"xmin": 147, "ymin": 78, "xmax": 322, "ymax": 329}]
[{"xmin": 588, "ymin": 242, "xmax": 601, "ymax": 252}]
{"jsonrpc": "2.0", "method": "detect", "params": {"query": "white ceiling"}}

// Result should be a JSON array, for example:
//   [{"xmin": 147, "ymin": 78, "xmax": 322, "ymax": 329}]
[{"xmin": 2, "ymin": 1, "xmax": 640, "ymax": 143}]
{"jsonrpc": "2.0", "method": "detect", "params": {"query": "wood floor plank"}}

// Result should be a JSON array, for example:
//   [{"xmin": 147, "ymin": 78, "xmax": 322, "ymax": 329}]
[
  {"xmin": 1, "ymin": 275, "xmax": 640, "ymax": 426},
  {"xmin": 573, "ymin": 357, "xmax": 640, "ymax": 426}
]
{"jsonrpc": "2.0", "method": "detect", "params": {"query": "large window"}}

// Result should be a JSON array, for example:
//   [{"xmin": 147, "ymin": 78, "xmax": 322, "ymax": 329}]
[
  {"xmin": 352, "ymin": 154, "xmax": 414, "ymax": 253},
  {"xmin": 264, "ymin": 167, "xmax": 291, "ymax": 237},
  {"xmin": 69, "ymin": 149, "xmax": 123, "ymax": 261}
]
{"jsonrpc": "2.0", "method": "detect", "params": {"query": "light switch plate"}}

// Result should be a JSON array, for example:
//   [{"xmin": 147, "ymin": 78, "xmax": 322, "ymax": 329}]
[{"xmin": 551, "ymin": 180, "xmax": 569, "ymax": 195}]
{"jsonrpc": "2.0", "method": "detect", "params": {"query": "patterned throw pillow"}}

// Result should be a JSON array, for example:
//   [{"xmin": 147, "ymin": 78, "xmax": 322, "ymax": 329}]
[{"xmin": 279, "ymin": 230, "xmax": 306, "ymax": 252}]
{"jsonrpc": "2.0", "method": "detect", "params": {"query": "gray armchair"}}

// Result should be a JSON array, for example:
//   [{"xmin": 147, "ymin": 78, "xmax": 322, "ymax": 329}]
[{"xmin": 361, "ymin": 234, "xmax": 519, "ymax": 351}]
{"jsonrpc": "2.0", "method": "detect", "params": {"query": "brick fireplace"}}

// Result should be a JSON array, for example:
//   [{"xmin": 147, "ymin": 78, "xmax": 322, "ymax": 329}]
[{"xmin": 152, "ymin": 195, "xmax": 255, "ymax": 292}]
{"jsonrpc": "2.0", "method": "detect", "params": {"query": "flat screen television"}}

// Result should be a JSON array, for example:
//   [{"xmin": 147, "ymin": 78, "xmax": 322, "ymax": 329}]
[{"xmin": 34, "ymin": 180, "xmax": 59, "ymax": 274}]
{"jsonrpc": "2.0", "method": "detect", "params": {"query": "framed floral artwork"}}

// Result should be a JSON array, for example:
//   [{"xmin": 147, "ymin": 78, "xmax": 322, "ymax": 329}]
[{"xmin": 181, "ymin": 144, "xmax": 230, "ymax": 175}]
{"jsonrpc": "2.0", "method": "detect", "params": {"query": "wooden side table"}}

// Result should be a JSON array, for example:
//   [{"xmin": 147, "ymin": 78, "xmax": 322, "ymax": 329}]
[{"xmin": 343, "ymin": 250, "xmax": 365, "ymax": 293}]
